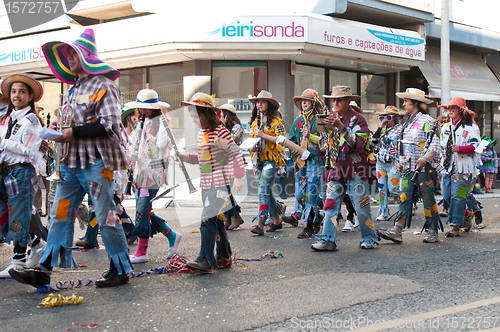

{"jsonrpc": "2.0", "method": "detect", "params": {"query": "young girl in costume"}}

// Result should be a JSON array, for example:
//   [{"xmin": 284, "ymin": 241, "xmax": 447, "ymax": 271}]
[
  {"xmin": 480, "ymin": 137, "xmax": 497, "ymax": 193},
  {"xmin": 248, "ymin": 90, "xmax": 287, "ymax": 235},
  {"xmin": 0, "ymin": 75, "xmax": 47, "ymax": 277},
  {"xmin": 126, "ymin": 89, "xmax": 182, "ymax": 263},
  {"xmin": 219, "ymin": 103, "xmax": 246, "ymax": 230},
  {"xmin": 181, "ymin": 93, "xmax": 245, "ymax": 272}
]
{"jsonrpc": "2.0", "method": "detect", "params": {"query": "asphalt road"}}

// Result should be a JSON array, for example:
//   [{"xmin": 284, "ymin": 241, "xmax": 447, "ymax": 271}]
[{"xmin": 1, "ymin": 192, "xmax": 500, "ymax": 332}]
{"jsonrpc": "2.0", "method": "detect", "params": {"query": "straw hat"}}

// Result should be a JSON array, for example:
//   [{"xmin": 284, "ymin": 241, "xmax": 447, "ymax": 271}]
[
  {"xmin": 293, "ymin": 88, "xmax": 320, "ymax": 110},
  {"xmin": 125, "ymin": 89, "xmax": 170, "ymax": 110},
  {"xmin": 181, "ymin": 92, "xmax": 219, "ymax": 112},
  {"xmin": 376, "ymin": 105, "xmax": 401, "ymax": 116},
  {"xmin": 323, "ymin": 86, "xmax": 360, "ymax": 100},
  {"xmin": 219, "ymin": 103, "xmax": 237, "ymax": 115},
  {"xmin": 248, "ymin": 90, "xmax": 280, "ymax": 109},
  {"xmin": 42, "ymin": 28, "xmax": 120, "ymax": 85},
  {"xmin": 1, "ymin": 74, "xmax": 43, "ymax": 102},
  {"xmin": 349, "ymin": 101, "xmax": 363, "ymax": 114},
  {"xmin": 395, "ymin": 88, "xmax": 432, "ymax": 104}
]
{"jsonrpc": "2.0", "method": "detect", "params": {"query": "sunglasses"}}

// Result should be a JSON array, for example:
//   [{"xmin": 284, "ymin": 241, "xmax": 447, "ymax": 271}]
[{"xmin": 379, "ymin": 115, "xmax": 393, "ymax": 121}]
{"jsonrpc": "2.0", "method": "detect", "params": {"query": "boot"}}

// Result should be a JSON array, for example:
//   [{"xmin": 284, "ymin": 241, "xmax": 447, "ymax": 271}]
[
  {"xmin": 224, "ymin": 214, "xmax": 231, "ymax": 230},
  {"xmin": 464, "ymin": 210, "xmax": 473, "ymax": 232},
  {"xmin": 228, "ymin": 215, "xmax": 244, "ymax": 230},
  {"xmin": 474, "ymin": 210, "xmax": 483, "ymax": 225}
]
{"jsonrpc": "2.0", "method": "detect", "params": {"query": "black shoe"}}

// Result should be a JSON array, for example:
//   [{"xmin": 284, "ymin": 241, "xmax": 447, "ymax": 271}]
[
  {"xmin": 267, "ymin": 223, "xmax": 282, "ymax": 232},
  {"xmin": 313, "ymin": 224, "xmax": 321, "ymax": 235},
  {"xmin": 186, "ymin": 259, "xmax": 212, "ymax": 272},
  {"xmin": 297, "ymin": 228, "xmax": 313, "ymax": 239},
  {"xmin": 250, "ymin": 225, "xmax": 264, "ymax": 236},
  {"xmin": 9, "ymin": 267, "xmax": 50, "ymax": 288},
  {"xmin": 280, "ymin": 196, "xmax": 287, "ymax": 200},
  {"xmin": 95, "ymin": 270, "xmax": 129, "ymax": 288}
]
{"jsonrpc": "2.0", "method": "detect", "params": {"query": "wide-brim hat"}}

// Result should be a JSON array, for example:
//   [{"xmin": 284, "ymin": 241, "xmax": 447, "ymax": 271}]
[
  {"xmin": 1, "ymin": 74, "xmax": 43, "ymax": 102},
  {"xmin": 125, "ymin": 89, "xmax": 170, "ymax": 110},
  {"xmin": 349, "ymin": 101, "xmax": 363, "ymax": 114},
  {"xmin": 323, "ymin": 86, "xmax": 360, "ymax": 100},
  {"xmin": 293, "ymin": 88, "xmax": 319, "ymax": 110},
  {"xmin": 181, "ymin": 92, "xmax": 219, "ymax": 112},
  {"xmin": 42, "ymin": 28, "xmax": 120, "ymax": 85},
  {"xmin": 437, "ymin": 97, "xmax": 467, "ymax": 111},
  {"xmin": 376, "ymin": 105, "xmax": 401, "ymax": 116},
  {"xmin": 219, "ymin": 103, "xmax": 236, "ymax": 115},
  {"xmin": 248, "ymin": 90, "xmax": 280, "ymax": 109},
  {"xmin": 396, "ymin": 88, "xmax": 433, "ymax": 104},
  {"xmin": 121, "ymin": 105, "xmax": 136, "ymax": 122}
]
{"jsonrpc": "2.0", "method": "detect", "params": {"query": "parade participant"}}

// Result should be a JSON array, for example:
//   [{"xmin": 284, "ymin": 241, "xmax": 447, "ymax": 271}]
[
  {"xmin": 121, "ymin": 105, "xmax": 137, "ymax": 136},
  {"xmin": 248, "ymin": 90, "xmax": 287, "ymax": 235},
  {"xmin": 437, "ymin": 97, "xmax": 480, "ymax": 237},
  {"xmin": 33, "ymin": 105, "xmax": 52, "ymax": 217},
  {"xmin": 480, "ymin": 137, "xmax": 497, "ymax": 193},
  {"xmin": 371, "ymin": 106, "xmax": 402, "ymax": 221},
  {"xmin": 311, "ymin": 86, "xmax": 378, "ymax": 251},
  {"xmin": 219, "ymin": 103, "xmax": 245, "ymax": 230},
  {"xmin": 9, "ymin": 28, "xmax": 132, "ymax": 288},
  {"xmin": 125, "ymin": 89, "xmax": 182, "ymax": 263},
  {"xmin": 0, "ymin": 80, "xmax": 8, "ymax": 117},
  {"xmin": 378, "ymin": 88, "xmax": 442, "ymax": 244},
  {"xmin": 180, "ymin": 93, "xmax": 245, "ymax": 272},
  {"xmin": 0, "ymin": 74, "xmax": 46, "ymax": 277},
  {"xmin": 281, "ymin": 89, "xmax": 324, "ymax": 238}
]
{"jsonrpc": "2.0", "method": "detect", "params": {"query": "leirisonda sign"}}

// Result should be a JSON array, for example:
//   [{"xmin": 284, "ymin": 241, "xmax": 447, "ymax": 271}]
[{"xmin": 3, "ymin": 0, "xmax": 79, "ymax": 33}]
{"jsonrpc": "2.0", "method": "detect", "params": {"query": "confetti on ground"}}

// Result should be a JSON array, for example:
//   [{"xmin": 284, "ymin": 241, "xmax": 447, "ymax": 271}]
[
  {"xmin": 64, "ymin": 322, "xmax": 99, "ymax": 332},
  {"xmin": 37, "ymin": 294, "xmax": 83, "ymax": 308}
]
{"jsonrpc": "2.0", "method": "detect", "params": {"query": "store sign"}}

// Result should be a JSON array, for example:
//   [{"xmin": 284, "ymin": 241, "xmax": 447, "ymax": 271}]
[
  {"xmin": 308, "ymin": 16, "xmax": 425, "ymax": 61},
  {"xmin": 0, "ymin": 46, "xmax": 45, "ymax": 66},
  {"xmin": 431, "ymin": 61, "xmax": 488, "ymax": 80},
  {"xmin": 204, "ymin": 17, "xmax": 307, "ymax": 42}
]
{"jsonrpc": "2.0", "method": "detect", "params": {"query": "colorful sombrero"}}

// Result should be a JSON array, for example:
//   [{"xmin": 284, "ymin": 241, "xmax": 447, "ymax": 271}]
[{"xmin": 42, "ymin": 28, "xmax": 120, "ymax": 85}]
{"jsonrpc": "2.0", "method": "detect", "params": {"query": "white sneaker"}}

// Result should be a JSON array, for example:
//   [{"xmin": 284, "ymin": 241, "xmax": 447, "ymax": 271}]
[
  {"xmin": 26, "ymin": 239, "xmax": 46, "ymax": 268},
  {"xmin": 167, "ymin": 233, "xmax": 182, "ymax": 259},
  {"xmin": 353, "ymin": 216, "xmax": 359, "ymax": 229},
  {"xmin": 0, "ymin": 258, "xmax": 26, "ymax": 278},
  {"xmin": 342, "ymin": 220, "xmax": 353, "ymax": 232},
  {"xmin": 376, "ymin": 215, "xmax": 387, "ymax": 221},
  {"xmin": 129, "ymin": 254, "xmax": 148, "ymax": 263}
]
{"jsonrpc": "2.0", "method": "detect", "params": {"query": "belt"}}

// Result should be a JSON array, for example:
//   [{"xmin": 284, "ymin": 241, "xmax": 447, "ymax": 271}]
[{"xmin": 2, "ymin": 162, "xmax": 31, "ymax": 173}]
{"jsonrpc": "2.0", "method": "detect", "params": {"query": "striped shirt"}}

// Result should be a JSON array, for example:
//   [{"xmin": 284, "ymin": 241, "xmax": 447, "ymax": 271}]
[
  {"xmin": 63, "ymin": 75, "xmax": 127, "ymax": 170},
  {"xmin": 373, "ymin": 123, "xmax": 402, "ymax": 163},
  {"xmin": 197, "ymin": 125, "xmax": 245, "ymax": 189}
]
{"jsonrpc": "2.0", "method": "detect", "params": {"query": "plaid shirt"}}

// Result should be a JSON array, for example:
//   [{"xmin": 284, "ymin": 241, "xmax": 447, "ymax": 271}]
[
  {"xmin": 398, "ymin": 112, "xmax": 440, "ymax": 172},
  {"xmin": 197, "ymin": 125, "xmax": 245, "ymax": 189},
  {"xmin": 63, "ymin": 75, "xmax": 127, "ymax": 170},
  {"xmin": 373, "ymin": 123, "xmax": 402, "ymax": 163}
]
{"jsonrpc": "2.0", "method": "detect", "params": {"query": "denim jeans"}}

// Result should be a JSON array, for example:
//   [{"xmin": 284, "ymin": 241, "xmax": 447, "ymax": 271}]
[
  {"xmin": 396, "ymin": 164, "xmax": 442, "ymax": 232},
  {"xmin": 275, "ymin": 157, "xmax": 293, "ymax": 198},
  {"xmin": 0, "ymin": 165, "xmax": 37, "ymax": 246},
  {"xmin": 197, "ymin": 186, "xmax": 231, "ymax": 268},
  {"xmin": 321, "ymin": 174, "xmax": 378, "ymax": 248},
  {"xmin": 292, "ymin": 160, "xmax": 322, "ymax": 224},
  {"xmin": 132, "ymin": 187, "xmax": 170, "ymax": 238},
  {"xmin": 41, "ymin": 160, "xmax": 132, "ymax": 274},
  {"xmin": 441, "ymin": 168, "xmax": 473, "ymax": 228},
  {"xmin": 255, "ymin": 161, "xmax": 279, "ymax": 219},
  {"xmin": 466, "ymin": 177, "xmax": 481, "ymax": 213},
  {"xmin": 376, "ymin": 160, "xmax": 401, "ymax": 219}
]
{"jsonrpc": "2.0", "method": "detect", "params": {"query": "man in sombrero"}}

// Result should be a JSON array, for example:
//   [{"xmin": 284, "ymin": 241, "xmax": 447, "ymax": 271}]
[{"xmin": 10, "ymin": 28, "xmax": 133, "ymax": 289}]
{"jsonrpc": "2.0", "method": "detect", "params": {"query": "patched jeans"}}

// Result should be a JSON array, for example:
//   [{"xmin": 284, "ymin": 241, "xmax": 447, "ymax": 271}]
[
  {"xmin": 375, "ymin": 160, "xmax": 401, "ymax": 219},
  {"xmin": 255, "ymin": 161, "xmax": 279, "ymax": 219},
  {"xmin": 41, "ymin": 160, "xmax": 132, "ymax": 274},
  {"xmin": 0, "ymin": 165, "xmax": 37, "ymax": 246},
  {"xmin": 292, "ymin": 160, "xmax": 323, "ymax": 223},
  {"xmin": 321, "ymin": 174, "xmax": 378, "ymax": 248},
  {"xmin": 441, "ymin": 168, "xmax": 473, "ymax": 228},
  {"xmin": 197, "ymin": 186, "xmax": 231, "ymax": 268}
]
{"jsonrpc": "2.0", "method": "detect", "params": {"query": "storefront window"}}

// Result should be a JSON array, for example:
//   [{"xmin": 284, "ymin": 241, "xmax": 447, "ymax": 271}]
[
  {"xmin": 117, "ymin": 68, "xmax": 146, "ymax": 104},
  {"xmin": 329, "ymin": 70, "xmax": 357, "ymax": 94},
  {"xmin": 294, "ymin": 64, "xmax": 325, "ymax": 116},
  {"xmin": 149, "ymin": 63, "xmax": 184, "ymax": 108},
  {"xmin": 361, "ymin": 74, "xmax": 387, "ymax": 130},
  {"xmin": 491, "ymin": 103, "xmax": 500, "ymax": 181},
  {"xmin": 212, "ymin": 61, "xmax": 267, "ymax": 133}
]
